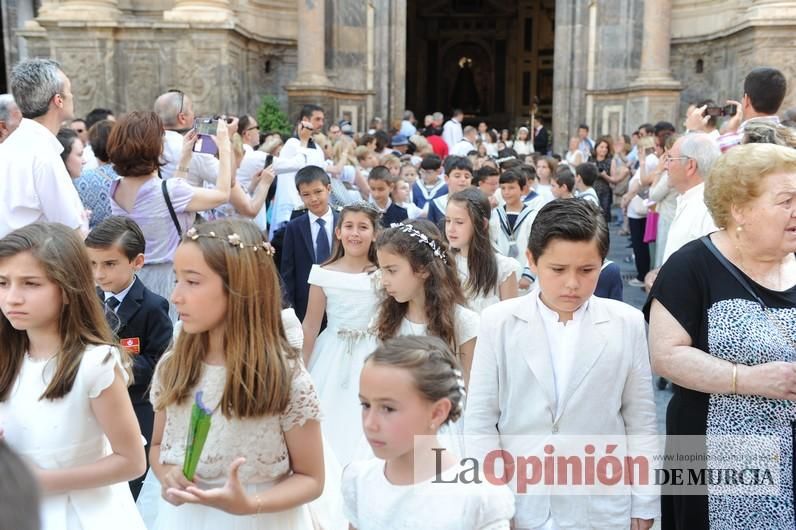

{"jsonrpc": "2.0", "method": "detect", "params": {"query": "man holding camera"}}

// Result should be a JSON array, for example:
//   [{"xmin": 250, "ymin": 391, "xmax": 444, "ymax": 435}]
[
  {"xmin": 269, "ymin": 104, "xmax": 326, "ymax": 239},
  {"xmin": 154, "ymin": 90, "xmax": 238, "ymax": 185},
  {"xmin": 686, "ymin": 67, "xmax": 786, "ymax": 152}
]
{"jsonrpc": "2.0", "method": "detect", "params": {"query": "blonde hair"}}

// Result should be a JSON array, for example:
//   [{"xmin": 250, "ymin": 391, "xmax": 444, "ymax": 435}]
[
  {"xmin": 259, "ymin": 135, "xmax": 283, "ymax": 155},
  {"xmin": 705, "ymin": 143, "xmax": 796, "ymax": 228},
  {"xmin": 154, "ymin": 219, "xmax": 297, "ymax": 418},
  {"xmin": 0, "ymin": 223, "xmax": 124, "ymax": 401},
  {"xmin": 354, "ymin": 145, "xmax": 372, "ymax": 162},
  {"xmin": 332, "ymin": 135, "xmax": 356, "ymax": 165},
  {"xmin": 381, "ymin": 154, "xmax": 400, "ymax": 168},
  {"xmin": 410, "ymin": 134, "xmax": 432, "ymax": 155}
]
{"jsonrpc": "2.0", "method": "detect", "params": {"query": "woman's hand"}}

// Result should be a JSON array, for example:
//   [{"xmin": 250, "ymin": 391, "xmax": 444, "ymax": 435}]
[
  {"xmin": 180, "ymin": 129, "xmax": 198, "ymax": 162},
  {"xmin": 160, "ymin": 464, "xmax": 196, "ymax": 506},
  {"xmin": 740, "ymin": 362, "xmax": 796, "ymax": 400},
  {"xmin": 166, "ymin": 458, "xmax": 254, "ymax": 515},
  {"xmin": 215, "ymin": 119, "xmax": 231, "ymax": 156},
  {"xmin": 258, "ymin": 166, "xmax": 275, "ymax": 188},
  {"xmin": 631, "ymin": 518, "xmax": 654, "ymax": 530}
]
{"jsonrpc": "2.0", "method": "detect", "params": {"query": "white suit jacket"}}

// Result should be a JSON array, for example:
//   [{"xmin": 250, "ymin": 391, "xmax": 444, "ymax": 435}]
[{"xmin": 464, "ymin": 294, "xmax": 659, "ymax": 529}]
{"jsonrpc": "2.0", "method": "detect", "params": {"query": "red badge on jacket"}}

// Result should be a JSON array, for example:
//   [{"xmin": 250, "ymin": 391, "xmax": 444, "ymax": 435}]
[{"xmin": 121, "ymin": 337, "xmax": 141, "ymax": 355}]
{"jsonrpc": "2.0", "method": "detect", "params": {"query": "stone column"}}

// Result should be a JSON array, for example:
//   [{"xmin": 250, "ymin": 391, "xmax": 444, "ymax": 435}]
[
  {"xmin": 163, "ymin": 0, "xmax": 234, "ymax": 24},
  {"xmin": 625, "ymin": 0, "xmax": 681, "ymax": 129},
  {"xmin": 294, "ymin": 0, "xmax": 330, "ymax": 86},
  {"xmin": 634, "ymin": 0, "xmax": 677, "ymax": 85},
  {"xmin": 36, "ymin": 0, "xmax": 121, "ymax": 21}
]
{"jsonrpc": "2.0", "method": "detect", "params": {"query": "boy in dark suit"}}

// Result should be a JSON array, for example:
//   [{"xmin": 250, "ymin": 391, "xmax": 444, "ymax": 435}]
[
  {"xmin": 368, "ymin": 165, "xmax": 408, "ymax": 227},
  {"xmin": 280, "ymin": 165, "xmax": 339, "ymax": 321},
  {"xmin": 84, "ymin": 216, "xmax": 172, "ymax": 500}
]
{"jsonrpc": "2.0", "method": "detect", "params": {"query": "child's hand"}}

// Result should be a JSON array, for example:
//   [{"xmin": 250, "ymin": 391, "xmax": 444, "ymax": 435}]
[
  {"xmin": 631, "ymin": 518, "xmax": 654, "ymax": 530},
  {"xmin": 518, "ymin": 277, "xmax": 532, "ymax": 290},
  {"xmin": 160, "ymin": 464, "xmax": 195, "ymax": 506},
  {"xmin": 167, "ymin": 457, "xmax": 252, "ymax": 515}
]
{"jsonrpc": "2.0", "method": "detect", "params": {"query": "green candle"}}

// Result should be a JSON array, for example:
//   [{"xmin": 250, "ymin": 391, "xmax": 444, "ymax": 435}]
[{"xmin": 183, "ymin": 391, "xmax": 212, "ymax": 481}]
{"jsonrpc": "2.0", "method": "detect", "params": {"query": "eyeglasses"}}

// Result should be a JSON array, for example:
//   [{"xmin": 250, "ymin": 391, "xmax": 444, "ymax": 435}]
[
  {"xmin": 666, "ymin": 156, "xmax": 692, "ymax": 164},
  {"xmin": 167, "ymin": 89, "xmax": 185, "ymax": 115}
]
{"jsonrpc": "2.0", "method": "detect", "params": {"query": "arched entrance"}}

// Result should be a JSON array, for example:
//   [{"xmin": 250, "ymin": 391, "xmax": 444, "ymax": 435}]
[{"xmin": 405, "ymin": 0, "xmax": 555, "ymax": 130}]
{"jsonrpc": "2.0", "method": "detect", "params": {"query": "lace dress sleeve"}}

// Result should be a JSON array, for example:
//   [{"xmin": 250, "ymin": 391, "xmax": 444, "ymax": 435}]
[{"xmin": 280, "ymin": 364, "xmax": 322, "ymax": 431}]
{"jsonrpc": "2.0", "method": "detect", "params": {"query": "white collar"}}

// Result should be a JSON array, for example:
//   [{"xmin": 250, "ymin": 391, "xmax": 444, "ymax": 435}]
[
  {"xmin": 308, "ymin": 207, "xmax": 334, "ymax": 225},
  {"xmin": 535, "ymin": 289, "xmax": 589, "ymax": 325},
  {"xmin": 18, "ymin": 118, "xmax": 63, "ymax": 155},
  {"xmin": 105, "ymin": 276, "xmax": 136, "ymax": 305},
  {"xmin": 679, "ymin": 181, "xmax": 705, "ymax": 203},
  {"xmin": 369, "ymin": 196, "xmax": 392, "ymax": 212}
]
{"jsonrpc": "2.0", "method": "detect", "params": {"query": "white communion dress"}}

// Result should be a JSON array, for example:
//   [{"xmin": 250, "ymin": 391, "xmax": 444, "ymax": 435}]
[
  {"xmin": 306, "ymin": 265, "xmax": 380, "ymax": 467},
  {"xmin": 0, "ymin": 345, "xmax": 145, "ymax": 530}
]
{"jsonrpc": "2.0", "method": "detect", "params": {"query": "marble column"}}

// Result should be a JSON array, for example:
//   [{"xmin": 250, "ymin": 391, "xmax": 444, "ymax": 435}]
[
  {"xmin": 163, "ymin": 0, "xmax": 234, "ymax": 24},
  {"xmin": 634, "ymin": 0, "xmax": 677, "ymax": 85},
  {"xmin": 294, "ymin": 0, "xmax": 330, "ymax": 86},
  {"xmin": 625, "ymin": 0, "xmax": 681, "ymax": 129},
  {"xmin": 36, "ymin": 0, "xmax": 121, "ymax": 21}
]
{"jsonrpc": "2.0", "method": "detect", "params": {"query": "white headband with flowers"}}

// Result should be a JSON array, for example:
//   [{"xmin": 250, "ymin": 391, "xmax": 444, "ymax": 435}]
[
  {"xmin": 185, "ymin": 227, "xmax": 275, "ymax": 255},
  {"xmin": 390, "ymin": 222, "xmax": 447, "ymax": 263}
]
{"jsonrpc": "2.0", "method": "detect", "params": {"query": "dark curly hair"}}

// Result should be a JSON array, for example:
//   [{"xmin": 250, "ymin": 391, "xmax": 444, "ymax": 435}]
[{"xmin": 375, "ymin": 220, "xmax": 466, "ymax": 352}]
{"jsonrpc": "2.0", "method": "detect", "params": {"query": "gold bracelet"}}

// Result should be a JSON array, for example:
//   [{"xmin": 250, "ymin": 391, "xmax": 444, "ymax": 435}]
[{"xmin": 731, "ymin": 363, "xmax": 738, "ymax": 395}]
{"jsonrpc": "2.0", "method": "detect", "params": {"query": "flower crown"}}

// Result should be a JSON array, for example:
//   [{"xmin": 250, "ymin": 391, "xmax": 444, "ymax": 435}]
[
  {"xmin": 453, "ymin": 368, "xmax": 466, "ymax": 413},
  {"xmin": 390, "ymin": 222, "xmax": 447, "ymax": 263},
  {"xmin": 185, "ymin": 227, "xmax": 275, "ymax": 255}
]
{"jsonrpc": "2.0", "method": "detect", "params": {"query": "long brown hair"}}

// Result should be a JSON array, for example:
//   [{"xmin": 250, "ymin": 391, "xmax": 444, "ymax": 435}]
[
  {"xmin": 0, "ymin": 223, "xmax": 120, "ymax": 402},
  {"xmin": 446, "ymin": 188, "xmax": 498, "ymax": 299},
  {"xmin": 324, "ymin": 202, "xmax": 381, "ymax": 268},
  {"xmin": 375, "ymin": 220, "xmax": 466, "ymax": 352},
  {"xmin": 153, "ymin": 219, "xmax": 296, "ymax": 418}
]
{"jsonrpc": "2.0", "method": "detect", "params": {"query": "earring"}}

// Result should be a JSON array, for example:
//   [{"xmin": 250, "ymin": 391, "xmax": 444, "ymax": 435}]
[
  {"xmin": 736, "ymin": 225, "xmax": 743, "ymax": 233},
  {"xmin": 429, "ymin": 423, "xmax": 435, "ymax": 430}
]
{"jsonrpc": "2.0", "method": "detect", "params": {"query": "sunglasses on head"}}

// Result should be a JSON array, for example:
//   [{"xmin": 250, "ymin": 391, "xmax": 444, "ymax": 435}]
[{"xmin": 167, "ymin": 89, "xmax": 185, "ymax": 115}]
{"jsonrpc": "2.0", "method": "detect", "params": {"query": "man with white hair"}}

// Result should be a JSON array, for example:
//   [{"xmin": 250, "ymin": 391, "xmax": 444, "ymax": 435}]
[
  {"xmin": 662, "ymin": 133, "xmax": 722, "ymax": 263},
  {"xmin": 400, "ymin": 110, "xmax": 417, "ymax": 137},
  {"xmin": 451, "ymin": 125, "xmax": 478, "ymax": 157},
  {"xmin": 0, "ymin": 95, "xmax": 22, "ymax": 142},
  {"xmin": 0, "ymin": 59, "xmax": 85, "ymax": 237}
]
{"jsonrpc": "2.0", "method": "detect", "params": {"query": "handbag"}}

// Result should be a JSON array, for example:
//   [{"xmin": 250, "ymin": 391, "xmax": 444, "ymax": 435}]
[{"xmin": 643, "ymin": 210, "xmax": 659, "ymax": 243}]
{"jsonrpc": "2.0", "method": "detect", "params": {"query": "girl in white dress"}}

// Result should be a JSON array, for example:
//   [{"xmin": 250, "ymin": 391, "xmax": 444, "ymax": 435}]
[
  {"xmin": 0, "ymin": 222, "xmax": 146, "ymax": 530},
  {"xmin": 445, "ymin": 188, "xmax": 519, "ymax": 313},
  {"xmin": 374, "ymin": 220, "xmax": 479, "ymax": 454},
  {"xmin": 303, "ymin": 202, "xmax": 381, "ymax": 467},
  {"xmin": 343, "ymin": 335, "xmax": 515, "ymax": 530},
  {"xmin": 374, "ymin": 220, "xmax": 479, "ymax": 385},
  {"xmin": 149, "ymin": 219, "xmax": 323, "ymax": 529}
]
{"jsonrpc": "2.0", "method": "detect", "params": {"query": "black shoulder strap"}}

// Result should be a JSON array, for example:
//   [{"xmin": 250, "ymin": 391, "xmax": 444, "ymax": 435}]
[
  {"xmin": 161, "ymin": 179, "xmax": 182, "ymax": 238},
  {"xmin": 700, "ymin": 235, "xmax": 766, "ymax": 308}
]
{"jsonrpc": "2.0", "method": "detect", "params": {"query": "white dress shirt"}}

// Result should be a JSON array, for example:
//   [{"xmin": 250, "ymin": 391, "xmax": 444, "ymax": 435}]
[
  {"xmin": 442, "ymin": 118, "xmax": 463, "ymax": 150},
  {"xmin": 450, "ymin": 138, "xmax": 475, "ymax": 157},
  {"xmin": 662, "ymin": 182, "xmax": 717, "ymax": 264},
  {"xmin": 269, "ymin": 137, "xmax": 326, "ymax": 238},
  {"xmin": 308, "ymin": 207, "xmax": 334, "ymax": 255},
  {"xmin": 536, "ymin": 291, "xmax": 589, "ymax": 417},
  {"xmin": 103, "ymin": 277, "xmax": 136, "ymax": 311},
  {"xmin": 0, "ymin": 118, "xmax": 85, "ymax": 237}
]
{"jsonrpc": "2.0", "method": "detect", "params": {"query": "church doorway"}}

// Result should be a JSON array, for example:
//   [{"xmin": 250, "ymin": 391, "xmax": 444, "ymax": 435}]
[{"xmin": 405, "ymin": 0, "xmax": 555, "ymax": 131}]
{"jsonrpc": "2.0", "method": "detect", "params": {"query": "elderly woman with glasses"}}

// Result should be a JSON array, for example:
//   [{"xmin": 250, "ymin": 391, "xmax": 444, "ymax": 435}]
[{"xmin": 646, "ymin": 143, "xmax": 796, "ymax": 530}]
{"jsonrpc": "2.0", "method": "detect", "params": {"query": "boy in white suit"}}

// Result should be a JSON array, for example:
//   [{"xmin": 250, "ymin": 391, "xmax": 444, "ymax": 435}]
[{"xmin": 466, "ymin": 199, "xmax": 659, "ymax": 530}]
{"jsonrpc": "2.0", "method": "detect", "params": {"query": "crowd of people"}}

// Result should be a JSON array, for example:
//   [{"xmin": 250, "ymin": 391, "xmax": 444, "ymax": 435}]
[{"xmin": 0, "ymin": 57, "xmax": 795, "ymax": 530}]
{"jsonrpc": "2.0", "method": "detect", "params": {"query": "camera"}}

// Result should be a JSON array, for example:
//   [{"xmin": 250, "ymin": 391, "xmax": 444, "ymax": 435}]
[
  {"xmin": 193, "ymin": 117, "xmax": 218, "ymax": 155},
  {"xmin": 703, "ymin": 104, "xmax": 737, "ymax": 118}
]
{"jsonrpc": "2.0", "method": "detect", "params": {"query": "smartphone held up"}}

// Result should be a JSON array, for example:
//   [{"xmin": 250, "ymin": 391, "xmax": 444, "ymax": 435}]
[
  {"xmin": 703, "ymin": 104, "xmax": 737, "ymax": 118},
  {"xmin": 192, "ymin": 116, "xmax": 235, "ymax": 156}
]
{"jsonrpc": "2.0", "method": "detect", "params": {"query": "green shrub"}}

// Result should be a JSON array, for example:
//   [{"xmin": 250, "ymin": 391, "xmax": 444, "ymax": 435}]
[{"xmin": 256, "ymin": 95, "xmax": 292, "ymax": 136}]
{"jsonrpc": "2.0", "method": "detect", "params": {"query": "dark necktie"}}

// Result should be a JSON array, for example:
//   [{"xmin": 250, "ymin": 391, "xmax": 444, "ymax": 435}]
[
  {"xmin": 104, "ymin": 296, "xmax": 121, "ymax": 333},
  {"xmin": 315, "ymin": 218, "xmax": 330, "ymax": 263}
]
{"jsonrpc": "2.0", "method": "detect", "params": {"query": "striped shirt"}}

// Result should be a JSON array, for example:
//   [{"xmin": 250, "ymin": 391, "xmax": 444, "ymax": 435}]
[{"xmin": 716, "ymin": 115, "xmax": 780, "ymax": 152}]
